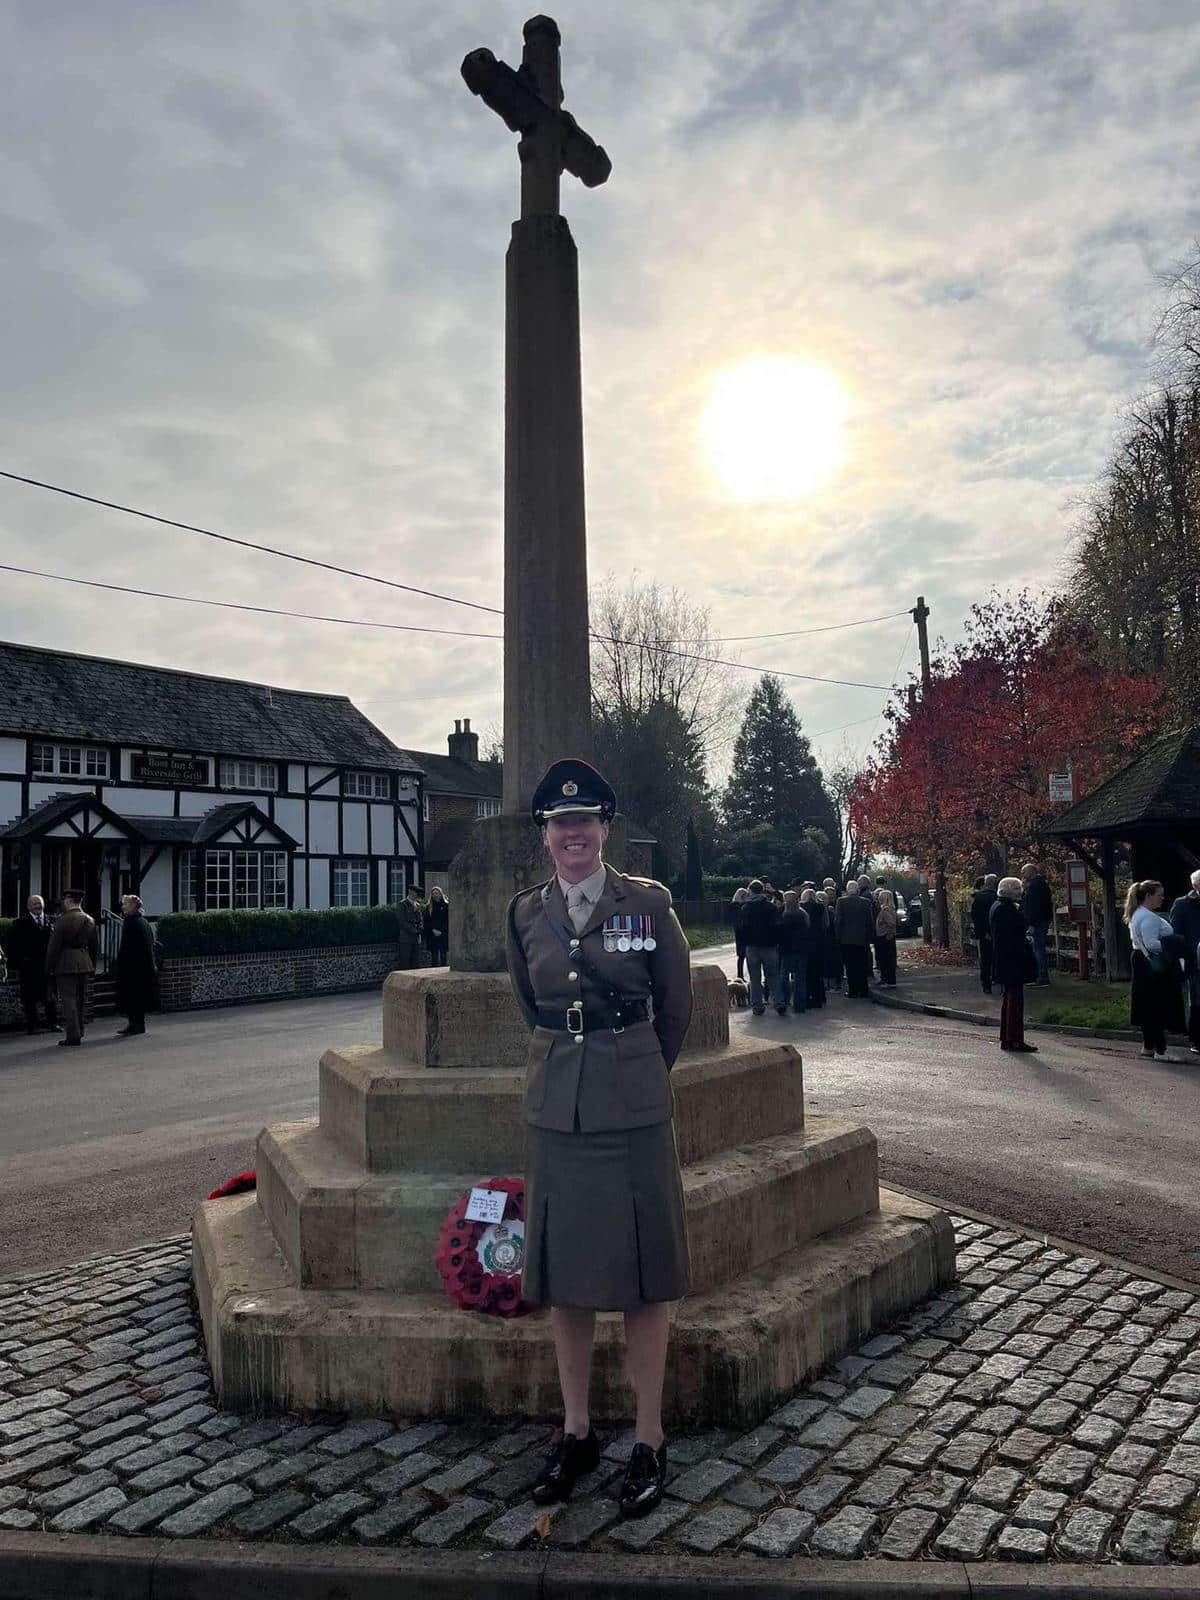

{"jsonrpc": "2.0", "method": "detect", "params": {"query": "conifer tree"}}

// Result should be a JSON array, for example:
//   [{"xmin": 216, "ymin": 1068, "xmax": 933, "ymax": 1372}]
[{"xmin": 721, "ymin": 675, "xmax": 839, "ymax": 851}]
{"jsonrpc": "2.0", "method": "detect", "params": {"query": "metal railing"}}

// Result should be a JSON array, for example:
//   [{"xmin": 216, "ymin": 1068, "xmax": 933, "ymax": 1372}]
[{"xmin": 98, "ymin": 908, "xmax": 123, "ymax": 974}]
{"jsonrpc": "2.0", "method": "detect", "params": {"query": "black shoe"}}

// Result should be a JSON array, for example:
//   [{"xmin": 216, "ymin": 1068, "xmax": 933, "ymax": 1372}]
[
  {"xmin": 531, "ymin": 1428, "xmax": 600, "ymax": 1505},
  {"xmin": 57, "ymin": 1039, "xmax": 81, "ymax": 1047},
  {"xmin": 620, "ymin": 1440, "xmax": 667, "ymax": 1518},
  {"xmin": 1012, "ymin": 1042, "xmax": 1038, "ymax": 1053}
]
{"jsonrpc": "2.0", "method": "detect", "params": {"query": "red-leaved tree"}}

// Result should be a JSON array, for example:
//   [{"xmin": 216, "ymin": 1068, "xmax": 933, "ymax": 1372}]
[{"xmin": 852, "ymin": 592, "xmax": 1166, "ymax": 875}]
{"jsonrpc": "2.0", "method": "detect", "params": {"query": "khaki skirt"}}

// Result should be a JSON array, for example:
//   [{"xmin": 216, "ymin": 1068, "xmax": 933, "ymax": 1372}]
[{"xmin": 522, "ymin": 1120, "xmax": 690, "ymax": 1311}]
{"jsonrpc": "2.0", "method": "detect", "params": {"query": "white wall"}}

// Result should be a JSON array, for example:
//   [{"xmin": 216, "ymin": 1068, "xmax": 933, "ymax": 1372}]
[
  {"xmin": 287, "ymin": 764, "xmax": 305, "ymax": 793},
  {"xmin": 308, "ymin": 802, "xmax": 338, "ymax": 854},
  {"xmin": 307, "ymin": 766, "xmax": 337, "ymax": 795},
  {"xmin": 274, "ymin": 797, "xmax": 305, "ymax": 849},
  {"xmin": 371, "ymin": 804, "xmax": 394, "ymax": 854},
  {"xmin": 342, "ymin": 802, "xmax": 367, "ymax": 854},
  {"xmin": 0, "ymin": 779, "xmax": 21, "ymax": 829},
  {"xmin": 29, "ymin": 780, "xmax": 88, "ymax": 807},
  {"xmin": 0, "ymin": 735, "xmax": 25, "ymax": 773},
  {"xmin": 307, "ymin": 860, "xmax": 330, "ymax": 909},
  {"xmin": 106, "ymin": 786, "xmax": 175, "ymax": 817},
  {"xmin": 140, "ymin": 854, "xmax": 173, "ymax": 917}
]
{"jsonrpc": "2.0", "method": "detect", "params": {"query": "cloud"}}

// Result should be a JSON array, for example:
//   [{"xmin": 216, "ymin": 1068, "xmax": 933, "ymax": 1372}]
[{"xmin": 1, "ymin": 0, "xmax": 1198, "ymax": 785}]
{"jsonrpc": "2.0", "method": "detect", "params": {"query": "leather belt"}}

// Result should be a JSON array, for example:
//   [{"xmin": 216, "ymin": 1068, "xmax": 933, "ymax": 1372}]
[{"xmin": 535, "ymin": 1001, "xmax": 649, "ymax": 1035}]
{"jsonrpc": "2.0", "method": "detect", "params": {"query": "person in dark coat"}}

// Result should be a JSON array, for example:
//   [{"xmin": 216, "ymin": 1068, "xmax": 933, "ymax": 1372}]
[
  {"xmin": 989, "ymin": 878, "xmax": 1037, "ymax": 1052},
  {"xmin": 1020, "ymin": 862, "xmax": 1054, "ymax": 986},
  {"xmin": 970, "ymin": 874, "xmax": 999, "ymax": 995},
  {"xmin": 114, "ymin": 895, "xmax": 159, "ymax": 1037},
  {"xmin": 1128, "ymin": 879, "xmax": 1187, "ymax": 1061},
  {"xmin": 506, "ymin": 758, "xmax": 693, "ymax": 1522},
  {"xmin": 1169, "ymin": 869, "xmax": 1200, "ymax": 1056},
  {"xmin": 396, "ymin": 884, "xmax": 424, "ymax": 968},
  {"xmin": 423, "ymin": 886, "xmax": 449, "ymax": 966},
  {"xmin": 777, "ymin": 892, "xmax": 811, "ymax": 1013},
  {"xmin": 821, "ymin": 884, "xmax": 842, "ymax": 988},
  {"xmin": 834, "ymin": 883, "xmax": 874, "ymax": 998},
  {"xmin": 4, "ymin": 895, "xmax": 59, "ymax": 1033},
  {"xmin": 737, "ymin": 880, "xmax": 783, "ymax": 1015},
  {"xmin": 800, "ymin": 890, "xmax": 827, "ymax": 1008},
  {"xmin": 731, "ymin": 887, "xmax": 750, "ymax": 981}
]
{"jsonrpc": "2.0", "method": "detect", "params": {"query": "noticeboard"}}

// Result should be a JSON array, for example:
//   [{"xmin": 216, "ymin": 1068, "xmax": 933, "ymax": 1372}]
[{"xmin": 1066, "ymin": 858, "xmax": 1089, "ymax": 922}]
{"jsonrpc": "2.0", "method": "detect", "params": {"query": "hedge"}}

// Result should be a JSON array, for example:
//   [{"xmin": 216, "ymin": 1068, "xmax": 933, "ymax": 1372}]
[{"xmin": 155, "ymin": 906, "xmax": 401, "ymax": 958}]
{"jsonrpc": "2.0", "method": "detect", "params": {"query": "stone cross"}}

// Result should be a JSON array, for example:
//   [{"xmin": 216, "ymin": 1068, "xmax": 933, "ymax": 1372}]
[{"xmin": 460, "ymin": 15, "xmax": 611, "ymax": 820}]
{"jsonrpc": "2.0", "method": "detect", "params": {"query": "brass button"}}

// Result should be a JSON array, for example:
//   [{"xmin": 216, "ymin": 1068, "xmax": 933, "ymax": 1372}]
[
  {"xmin": 568, "ymin": 970, "xmax": 578, "ymax": 981},
  {"xmin": 570, "ymin": 939, "xmax": 580, "ymax": 949},
  {"xmin": 574, "ymin": 1034, "xmax": 584, "ymax": 1045}
]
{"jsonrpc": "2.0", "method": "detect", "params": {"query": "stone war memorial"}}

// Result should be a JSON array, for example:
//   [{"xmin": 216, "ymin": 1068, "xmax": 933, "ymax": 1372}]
[{"xmin": 193, "ymin": 15, "xmax": 953, "ymax": 1429}]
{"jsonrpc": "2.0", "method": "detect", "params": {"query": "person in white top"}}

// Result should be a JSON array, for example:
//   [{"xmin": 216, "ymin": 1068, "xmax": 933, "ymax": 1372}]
[{"xmin": 1124, "ymin": 879, "xmax": 1185, "ymax": 1062}]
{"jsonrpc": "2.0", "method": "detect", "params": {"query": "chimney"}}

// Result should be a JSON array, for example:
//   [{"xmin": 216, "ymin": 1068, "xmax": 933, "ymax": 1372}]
[{"xmin": 447, "ymin": 716, "xmax": 479, "ymax": 763}]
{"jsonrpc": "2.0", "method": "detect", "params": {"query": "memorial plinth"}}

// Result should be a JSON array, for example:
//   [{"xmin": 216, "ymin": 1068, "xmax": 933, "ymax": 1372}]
[{"xmin": 194, "ymin": 963, "xmax": 954, "ymax": 1427}]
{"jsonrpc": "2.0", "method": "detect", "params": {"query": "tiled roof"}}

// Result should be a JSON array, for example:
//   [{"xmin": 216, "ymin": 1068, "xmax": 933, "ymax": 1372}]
[
  {"xmin": 0, "ymin": 792, "xmax": 136, "ymax": 841},
  {"xmin": 424, "ymin": 816, "xmax": 476, "ymax": 869},
  {"xmin": 0, "ymin": 640, "xmax": 420, "ymax": 771},
  {"xmin": 399, "ymin": 749, "xmax": 502, "ymax": 799},
  {"xmin": 1043, "ymin": 726, "xmax": 1200, "ymax": 837},
  {"xmin": 0, "ymin": 794, "xmax": 295, "ymax": 848}
]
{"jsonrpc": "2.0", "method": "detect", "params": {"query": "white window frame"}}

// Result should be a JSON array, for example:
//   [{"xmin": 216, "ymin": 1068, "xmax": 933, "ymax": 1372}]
[
  {"xmin": 177, "ymin": 850, "xmax": 198, "ymax": 912},
  {"xmin": 85, "ymin": 748, "xmax": 110, "ymax": 778},
  {"xmin": 475, "ymin": 798, "xmax": 501, "ymax": 819},
  {"xmin": 31, "ymin": 743, "xmax": 54, "ymax": 774},
  {"xmin": 234, "ymin": 850, "xmax": 261, "ymax": 911},
  {"xmin": 332, "ymin": 858, "xmax": 371, "ymax": 909},
  {"xmin": 218, "ymin": 758, "xmax": 278, "ymax": 792},
  {"xmin": 262, "ymin": 850, "xmax": 289, "ymax": 910},
  {"xmin": 422, "ymin": 791, "xmax": 431, "ymax": 822},
  {"xmin": 30, "ymin": 741, "xmax": 109, "ymax": 778},
  {"xmin": 388, "ymin": 860, "xmax": 407, "ymax": 904},
  {"xmin": 344, "ymin": 770, "xmax": 391, "ymax": 800},
  {"xmin": 205, "ymin": 848, "xmax": 233, "ymax": 910}
]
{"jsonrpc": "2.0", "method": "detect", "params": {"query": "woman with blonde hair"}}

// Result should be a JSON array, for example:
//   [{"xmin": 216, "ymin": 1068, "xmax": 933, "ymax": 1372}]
[
  {"xmin": 1125, "ymin": 880, "xmax": 1185, "ymax": 1062},
  {"xmin": 873, "ymin": 888, "xmax": 899, "ymax": 987}
]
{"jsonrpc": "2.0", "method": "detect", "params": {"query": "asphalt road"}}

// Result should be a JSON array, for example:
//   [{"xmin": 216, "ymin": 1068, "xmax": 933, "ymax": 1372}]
[{"xmin": 2, "ymin": 949, "xmax": 1198, "ymax": 1282}]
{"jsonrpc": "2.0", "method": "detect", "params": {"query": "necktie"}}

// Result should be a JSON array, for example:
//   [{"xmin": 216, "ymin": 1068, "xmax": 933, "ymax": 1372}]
[{"xmin": 566, "ymin": 885, "xmax": 589, "ymax": 934}]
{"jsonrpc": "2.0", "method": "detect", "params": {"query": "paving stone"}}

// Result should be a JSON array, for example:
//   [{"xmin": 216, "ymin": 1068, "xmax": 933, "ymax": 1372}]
[
  {"xmin": 953, "ymin": 1370, "xmax": 1005, "ymax": 1404},
  {"xmin": 375, "ymin": 1421, "xmax": 448, "ymax": 1458},
  {"xmin": 887, "ymin": 1431, "xmax": 943, "ymax": 1469},
  {"xmin": 48, "ymin": 1484, "xmax": 128, "ymax": 1531},
  {"xmin": 969, "ymin": 1465, "xmax": 1023, "ymax": 1509},
  {"xmin": 939, "ymin": 1432, "xmax": 992, "ymax": 1473},
  {"xmin": 0, "ymin": 1488, "xmax": 27, "ymax": 1512},
  {"xmin": 746, "ymin": 1442, "xmax": 814, "ymax": 1487},
  {"xmin": 196, "ymin": 1414, "xmax": 241, "ymax": 1440},
  {"xmin": 546, "ymin": 1495, "xmax": 621, "ymax": 1549},
  {"xmin": 828, "ymin": 1432, "xmax": 891, "ymax": 1473},
  {"xmin": 972, "ymin": 1404, "xmax": 1021, "ymax": 1434},
  {"xmin": 874, "ymin": 1505, "xmax": 937, "ymax": 1559},
  {"xmin": 485, "ymin": 1447, "xmax": 554, "ymax": 1503},
  {"xmin": 850, "ymin": 1465, "xmax": 912, "ymax": 1508},
  {"xmin": 1095, "ymin": 1391, "xmax": 1141, "ymax": 1423},
  {"xmin": 1073, "ymin": 1414, "xmax": 1125, "ymax": 1450},
  {"xmin": 34, "ymin": 1468, "xmax": 120, "ymax": 1512},
  {"xmin": 679, "ymin": 1502, "xmax": 754, "ymax": 1552},
  {"xmin": 926, "ymin": 1401, "xmax": 977, "ymax": 1435},
  {"xmin": 996, "ymin": 1428, "xmax": 1053, "ymax": 1466},
  {"xmin": 0, "ymin": 1441, "xmax": 77, "ymax": 1485},
  {"xmin": 313, "ymin": 1418, "xmax": 395, "ymax": 1457},
  {"xmin": 1137, "ymin": 1472, "xmax": 1196, "ymax": 1512},
  {"xmin": 307, "ymin": 1448, "xmax": 386, "ymax": 1496},
  {"xmin": 797, "ymin": 1412, "xmax": 856, "ymax": 1450},
  {"xmin": 906, "ymin": 1470, "xmax": 967, "ymax": 1512},
  {"xmin": 1085, "ymin": 1472, "xmax": 1139, "ymax": 1513},
  {"xmin": 741, "ymin": 1506, "xmax": 815, "ymax": 1557},
  {"xmin": 904, "ymin": 1374, "xmax": 957, "ymax": 1408},
  {"xmin": 362, "ymin": 1451, "xmax": 441, "ymax": 1496},
  {"xmin": 108, "ymin": 1483, "xmax": 198, "ymax": 1533},
  {"xmin": 838, "ymin": 1385, "xmax": 893, "ymax": 1420},
  {"xmin": 793, "ymin": 1472, "xmax": 853, "ymax": 1514},
  {"xmin": 249, "ymin": 1452, "xmax": 323, "ymax": 1492},
  {"xmin": 192, "ymin": 1447, "xmax": 274, "ymax": 1490},
  {"xmin": 864, "ymin": 1355, "xmax": 924, "ymax": 1388},
  {"xmin": 1025, "ymin": 1398, "xmax": 1078, "ymax": 1433},
  {"xmin": 157, "ymin": 1483, "xmax": 253, "ymax": 1536},
  {"xmin": 934, "ymin": 1502, "xmax": 1003, "ymax": 1559},
  {"xmin": 872, "ymin": 1403, "xmax": 926, "ymax": 1439},
  {"xmin": 0, "ymin": 1510, "xmax": 38, "ymax": 1530},
  {"xmin": 765, "ymin": 1396, "xmax": 826, "ymax": 1430},
  {"xmin": 835, "ymin": 1355, "xmax": 875, "ymax": 1382},
  {"xmin": 1058, "ymin": 1506, "xmax": 1114, "ymax": 1560},
  {"xmin": 810, "ymin": 1502, "xmax": 876, "ymax": 1557},
  {"xmin": 0, "ymin": 1422, "xmax": 78, "ymax": 1461},
  {"xmin": 1011, "ymin": 1488, "xmax": 1067, "ymax": 1531},
  {"xmin": 194, "ymin": 1439, "xmax": 236, "ymax": 1465},
  {"xmin": 1037, "ymin": 1444, "xmax": 1097, "ymax": 1491},
  {"xmin": 1163, "ymin": 1443, "xmax": 1200, "ymax": 1478},
  {"xmin": 666, "ymin": 1457, "xmax": 740, "ymax": 1503},
  {"xmin": 1119, "ymin": 1509, "xmax": 1177, "ymax": 1564},
  {"xmin": 994, "ymin": 1522, "xmax": 1049, "ymax": 1561},
  {"xmin": 283, "ymin": 1490, "xmax": 371, "ymax": 1541},
  {"xmin": 606, "ymin": 1496, "xmax": 688, "ymax": 1550},
  {"xmin": 724, "ymin": 1426, "xmax": 782, "ymax": 1465},
  {"xmin": 148, "ymin": 1403, "xmax": 214, "ymax": 1438},
  {"xmin": 28, "ymin": 1466, "xmax": 75, "ymax": 1491},
  {"xmin": 722, "ymin": 1475, "xmax": 778, "ymax": 1509}
]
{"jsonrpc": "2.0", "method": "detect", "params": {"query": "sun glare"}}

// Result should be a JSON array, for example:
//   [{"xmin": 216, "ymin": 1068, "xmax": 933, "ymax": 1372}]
[{"xmin": 702, "ymin": 357, "xmax": 848, "ymax": 502}]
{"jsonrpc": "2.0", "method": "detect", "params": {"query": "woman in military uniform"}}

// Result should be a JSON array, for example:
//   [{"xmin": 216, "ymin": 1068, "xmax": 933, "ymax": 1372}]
[{"xmin": 505, "ymin": 758, "xmax": 693, "ymax": 1518}]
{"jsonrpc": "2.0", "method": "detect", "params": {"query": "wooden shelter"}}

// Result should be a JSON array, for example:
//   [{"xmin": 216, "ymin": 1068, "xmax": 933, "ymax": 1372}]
[{"xmin": 1041, "ymin": 725, "xmax": 1200, "ymax": 979}]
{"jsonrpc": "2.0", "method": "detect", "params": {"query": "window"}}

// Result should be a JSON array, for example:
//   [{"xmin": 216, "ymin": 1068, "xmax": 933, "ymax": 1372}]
[
  {"xmin": 422, "ymin": 791, "xmax": 431, "ymax": 822},
  {"xmin": 333, "ymin": 859, "xmax": 371, "ymax": 908},
  {"xmin": 177, "ymin": 851, "xmax": 198, "ymax": 913},
  {"xmin": 388, "ymin": 861, "xmax": 407, "ymax": 904},
  {"xmin": 31, "ymin": 742, "xmax": 110, "ymax": 778},
  {"xmin": 475, "ymin": 798, "xmax": 501, "ymax": 819},
  {"xmin": 219, "ymin": 759, "xmax": 278, "ymax": 791},
  {"xmin": 205, "ymin": 848, "xmax": 233, "ymax": 910},
  {"xmin": 262, "ymin": 851, "xmax": 288, "ymax": 910},
  {"xmin": 344, "ymin": 771, "xmax": 391, "ymax": 799},
  {"xmin": 234, "ymin": 850, "xmax": 261, "ymax": 910}
]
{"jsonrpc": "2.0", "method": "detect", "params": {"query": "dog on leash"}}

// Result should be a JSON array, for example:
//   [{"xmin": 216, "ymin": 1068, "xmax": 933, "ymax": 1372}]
[{"xmin": 728, "ymin": 978, "xmax": 749, "ymax": 1009}]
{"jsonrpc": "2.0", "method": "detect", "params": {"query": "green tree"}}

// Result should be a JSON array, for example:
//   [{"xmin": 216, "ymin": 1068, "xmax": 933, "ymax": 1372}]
[{"xmin": 721, "ymin": 675, "xmax": 839, "ymax": 856}]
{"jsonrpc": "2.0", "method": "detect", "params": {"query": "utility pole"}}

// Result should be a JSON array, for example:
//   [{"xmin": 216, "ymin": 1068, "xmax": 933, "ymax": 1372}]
[{"xmin": 911, "ymin": 594, "xmax": 949, "ymax": 948}]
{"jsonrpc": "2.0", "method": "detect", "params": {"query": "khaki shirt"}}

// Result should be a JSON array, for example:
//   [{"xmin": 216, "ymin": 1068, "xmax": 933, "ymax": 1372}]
[{"xmin": 506, "ymin": 865, "xmax": 693, "ymax": 1134}]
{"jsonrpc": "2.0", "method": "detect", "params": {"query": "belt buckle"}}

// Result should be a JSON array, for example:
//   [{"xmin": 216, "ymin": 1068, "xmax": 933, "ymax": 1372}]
[
  {"xmin": 566, "ymin": 1002, "xmax": 584, "ymax": 1037},
  {"xmin": 612, "ymin": 1011, "xmax": 624, "ymax": 1035}
]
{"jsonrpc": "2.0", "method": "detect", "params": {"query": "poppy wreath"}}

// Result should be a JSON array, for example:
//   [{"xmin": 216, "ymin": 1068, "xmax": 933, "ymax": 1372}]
[{"xmin": 435, "ymin": 1177, "xmax": 529, "ymax": 1317}]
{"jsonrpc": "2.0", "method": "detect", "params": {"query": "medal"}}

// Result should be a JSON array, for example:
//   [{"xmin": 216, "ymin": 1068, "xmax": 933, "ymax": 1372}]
[
  {"xmin": 631, "ymin": 915, "xmax": 644, "ymax": 952},
  {"xmin": 643, "ymin": 915, "xmax": 656, "ymax": 952},
  {"xmin": 617, "ymin": 916, "xmax": 632, "ymax": 953}
]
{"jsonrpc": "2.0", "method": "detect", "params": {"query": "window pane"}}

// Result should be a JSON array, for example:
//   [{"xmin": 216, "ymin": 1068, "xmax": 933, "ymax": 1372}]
[
  {"xmin": 60, "ymin": 746, "xmax": 82, "ymax": 774},
  {"xmin": 234, "ymin": 850, "xmax": 260, "ymax": 910},
  {"xmin": 86, "ymin": 748, "xmax": 109, "ymax": 777},
  {"xmin": 32, "ymin": 743, "xmax": 54, "ymax": 773},
  {"xmin": 205, "ymin": 848, "xmax": 232, "ymax": 910},
  {"xmin": 177, "ymin": 851, "xmax": 198, "ymax": 912},
  {"xmin": 262, "ymin": 851, "xmax": 288, "ymax": 909},
  {"xmin": 388, "ymin": 861, "xmax": 406, "ymax": 903},
  {"xmin": 333, "ymin": 859, "xmax": 369, "ymax": 908}
]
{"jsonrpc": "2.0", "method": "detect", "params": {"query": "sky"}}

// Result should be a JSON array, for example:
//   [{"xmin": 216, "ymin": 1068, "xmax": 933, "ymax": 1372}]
[{"xmin": 2, "ymin": 0, "xmax": 1199, "ymax": 784}]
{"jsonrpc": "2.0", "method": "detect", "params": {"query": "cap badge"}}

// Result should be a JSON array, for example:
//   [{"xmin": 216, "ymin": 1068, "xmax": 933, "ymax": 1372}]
[{"xmin": 562, "ymin": 780, "xmax": 578, "ymax": 796}]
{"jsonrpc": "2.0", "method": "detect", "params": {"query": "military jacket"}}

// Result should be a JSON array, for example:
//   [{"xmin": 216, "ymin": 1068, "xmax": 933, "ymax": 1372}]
[{"xmin": 505, "ymin": 865, "xmax": 693, "ymax": 1134}]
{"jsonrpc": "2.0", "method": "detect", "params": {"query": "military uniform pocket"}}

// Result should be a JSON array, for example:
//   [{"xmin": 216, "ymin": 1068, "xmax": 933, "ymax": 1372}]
[
  {"xmin": 615, "ymin": 1033, "xmax": 671, "ymax": 1115},
  {"xmin": 524, "ymin": 1028, "xmax": 554, "ymax": 1112}
]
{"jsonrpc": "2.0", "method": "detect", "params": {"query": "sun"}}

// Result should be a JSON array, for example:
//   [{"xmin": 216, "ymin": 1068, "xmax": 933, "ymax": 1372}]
[{"xmin": 702, "ymin": 357, "xmax": 848, "ymax": 502}]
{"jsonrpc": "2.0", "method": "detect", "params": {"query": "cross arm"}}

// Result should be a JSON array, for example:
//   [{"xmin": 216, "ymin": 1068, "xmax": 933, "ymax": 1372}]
[{"xmin": 461, "ymin": 49, "xmax": 611, "ymax": 190}]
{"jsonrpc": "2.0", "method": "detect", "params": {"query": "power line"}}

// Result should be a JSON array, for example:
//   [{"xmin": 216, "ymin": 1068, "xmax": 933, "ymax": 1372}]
[
  {"xmin": 718, "ymin": 611, "xmax": 909, "ymax": 642},
  {"xmin": 0, "ymin": 469, "xmax": 504, "ymax": 617},
  {"xmin": 0, "ymin": 561, "xmax": 896, "ymax": 690}
]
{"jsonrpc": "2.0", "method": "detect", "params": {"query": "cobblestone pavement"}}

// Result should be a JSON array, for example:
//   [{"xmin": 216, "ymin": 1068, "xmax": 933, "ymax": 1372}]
[{"xmin": 2, "ymin": 1218, "xmax": 1200, "ymax": 1566}]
